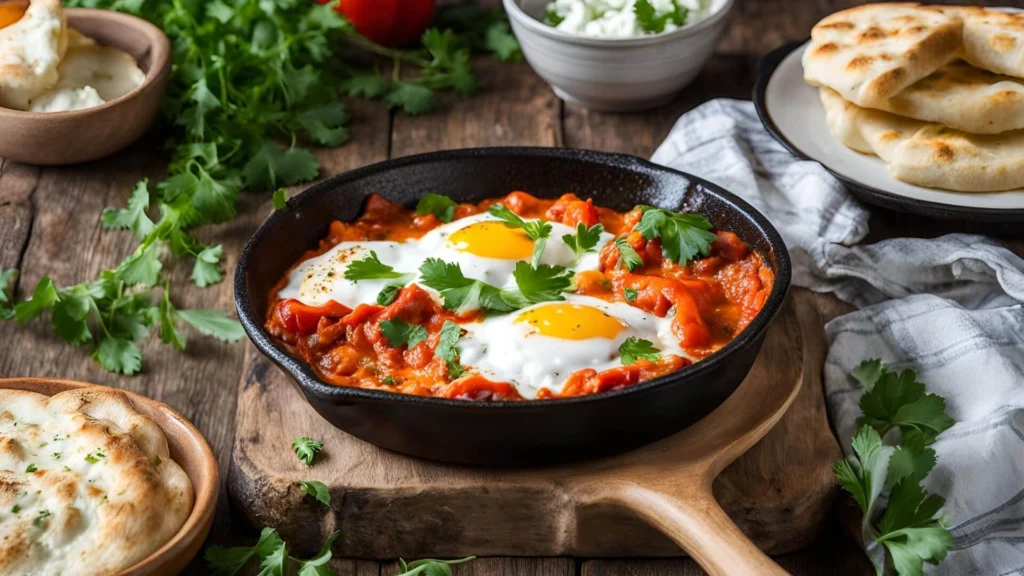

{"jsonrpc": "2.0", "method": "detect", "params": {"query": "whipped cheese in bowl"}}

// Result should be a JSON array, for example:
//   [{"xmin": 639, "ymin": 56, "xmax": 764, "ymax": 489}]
[
  {"xmin": 0, "ymin": 0, "xmax": 145, "ymax": 113},
  {"xmin": 543, "ymin": 0, "xmax": 709, "ymax": 38}
]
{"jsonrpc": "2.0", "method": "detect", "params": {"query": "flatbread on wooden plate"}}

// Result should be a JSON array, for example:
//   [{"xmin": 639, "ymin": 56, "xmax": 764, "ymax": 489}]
[
  {"xmin": 803, "ymin": 3, "xmax": 963, "ymax": 108},
  {"xmin": 820, "ymin": 87, "xmax": 1024, "ymax": 192}
]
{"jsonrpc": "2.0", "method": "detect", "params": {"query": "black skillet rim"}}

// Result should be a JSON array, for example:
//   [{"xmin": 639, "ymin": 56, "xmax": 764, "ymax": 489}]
[
  {"xmin": 753, "ymin": 39, "xmax": 1024, "ymax": 223},
  {"xmin": 235, "ymin": 147, "xmax": 793, "ymax": 410}
]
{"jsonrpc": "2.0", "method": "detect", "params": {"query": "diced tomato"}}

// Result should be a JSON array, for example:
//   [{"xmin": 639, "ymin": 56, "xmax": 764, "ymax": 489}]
[
  {"xmin": 502, "ymin": 191, "xmax": 542, "ymax": 215},
  {"xmin": 546, "ymin": 194, "xmax": 600, "ymax": 228},
  {"xmin": 443, "ymin": 375, "xmax": 524, "ymax": 401},
  {"xmin": 711, "ymin": 231, "xmax": 749, "ymax": 261},
  {"xmin": 276, "ymin": 299, "xmax": 352, "ymax": 334}
]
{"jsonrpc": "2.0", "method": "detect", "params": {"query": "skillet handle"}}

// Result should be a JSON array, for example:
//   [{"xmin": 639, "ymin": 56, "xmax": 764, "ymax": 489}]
[{"xmin": 612, "ymin": 483, "xmax": 790, "ymax": 576}]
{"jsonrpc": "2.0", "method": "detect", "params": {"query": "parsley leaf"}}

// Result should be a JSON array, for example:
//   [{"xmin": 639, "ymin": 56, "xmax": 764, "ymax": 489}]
[
  {"xmin": 614, "ymin": 237, "xmax": 643, "ymax": 272},
  {"xmin": 835, "ymin": 361, "xmax": 955, "ymax": 576},
  {"xmin": 380, "ymin": 319, "xmax": 429, "ymax": 349},
  {"xmin": 342, "ymin": 71, "xmax": 390, "ymax": 98},
  {"xmin": 243, "ymin": 142, "xmax": 320, "ymax": 191},
  {"xmin": 513, "ymin": 262, "xmax": 574, "ymax": 304},
  {"xmin": 562, "ymin": 223, "xmax": 605, "ymax": 263},
  {"xmin": 623, "ymin": 287, "xmax": 638, "ymax": 303},
  {"xmin": 397, "ymin": 557, "xmax": 476, "ymax": 576},
  {"xmin": 619, "ymin": 337, "xmax": 660, "ymax": 365},
  {"xmin": 386, "ymin": 83, "xmax": 437, "ymax": 115},
  {"xmin": 14, "ymin": 278, "xmax": 59, "ymax": 324},
  {"xmin": 419, "ymin": 258, "xmax": 517, "ymax": 314},
  {"xmin": 377, "ymin": 282, "xmax": 405, "ymax": 306},
  {"xmin": 192, "ymin": 245, "xmax": 224, "ymax": 288},
  {"xmin": 292, "ymin": 437, "xmax": 324, "ymax": 467},
  {"xmin": 436, "ymin": 320, "xmax": 467, "ymax": 378},
  {"xmin": 484, "ymin": 21, "xmax": 522, "ymax": 62},
  {"xmin": 205, "ymin": 527, "xmax": 284, "ymax": 576},
  {"xmin": 489, "ymin": 204, "xmax": 552, "ymax": 265},
  {"xmin": 416, "ymin": 193, "xmax": 458, "ymax": 223},
  {"xmin": 0, "ymin": 268, "xmax": 16, "ymax": 320},
  {"xmin": 272, "ymin": 189, "xmax": 287, "ymax": 211},
  {"xmin": 296, "ymin": 531, "xmax": 341, "ymax": 576},
  {"xmin": 292, "ymin": 102, "xmax": 350, "ymax": 147},
  {"xmin": 345, "ymin": 251, "xmax": 407, "ymax": 281},
  {"xmin": 634, "ymin": 0, "xmax": 688, "ymax": 34},
  {"xmin": 633, "ymin": 207, "xmax": 717, "ymax": 266},
  {"xmin": 101, "ymin": 179, "xmax": 155, "ymax": 239},
  {"xmin": 95, "ymin": 337, "xmax": 143, "ymax": 375},
  {"xmin": 175, "ymin": 310, "xmax": 246, "ymax": 342},
  {"xmin": 297, "ymin": 480, "xmax": 331, "ymax": 507},
  {"xmin": 853, "ymin": 360, "xmax": 954, "ymax": 445}
]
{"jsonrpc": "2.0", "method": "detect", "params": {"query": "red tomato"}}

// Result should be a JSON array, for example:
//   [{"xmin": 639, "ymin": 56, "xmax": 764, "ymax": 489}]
[
  {"xmin": 323, "ymin": 0, "xmax": 437, "ymax": 48},
  {"xmin": 276, "ymin": 299, "xmax": 352, "ymax": 334}
]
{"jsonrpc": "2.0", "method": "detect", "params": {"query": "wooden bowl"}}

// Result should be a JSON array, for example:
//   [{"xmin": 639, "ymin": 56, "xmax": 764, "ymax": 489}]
[
  {"xmin": 0, "ymin": 8, "xmax": 171, "ymax": 165},
  {"xmin": 0, "ymin": 378, "xmax": 219, "ymax": 576}
]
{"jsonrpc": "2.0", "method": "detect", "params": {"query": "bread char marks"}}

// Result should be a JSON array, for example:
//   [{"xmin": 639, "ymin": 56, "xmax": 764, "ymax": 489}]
[
  {"xmin": 0, "ymin": 389, "xmax": 193, "ymax": 576},
  {"xmin": 803, "ymin": 3, "xmax": 963, "ymax": 107}
]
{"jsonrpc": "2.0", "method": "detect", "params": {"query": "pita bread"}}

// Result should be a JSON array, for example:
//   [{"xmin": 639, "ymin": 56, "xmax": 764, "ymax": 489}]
[
  {"xmin": 0, "ymin": 388, "xmax": 193, "ymax": 576},
  {"xmin": 0, "ymin": 0, "xmax": 67, "ymax": 110},
  {"xmin": 932, "ymin": 6, "xmax": 1024, "ymax": 80},
  {"xmin": 803, "ymin": 3, "xmax": 962, "ymax": 107},
  {"xmin": 820, "ymin": 87, "xmax": 1024, "ymax": 192},
  {"xmin": 863, "ymin": 59, "xmax": 1024, "ymax": 134}
]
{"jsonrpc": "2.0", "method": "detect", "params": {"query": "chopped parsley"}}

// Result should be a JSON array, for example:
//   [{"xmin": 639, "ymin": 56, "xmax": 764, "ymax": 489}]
[
  {"xmin": 376, "ymin": 282, "xmax": 405, "ymax": 306},
  {"xmin": 633, "ymin": 207, "xmax": 717, "ymax": 266},
  {"xmin": 382, "ymin": 375, "xmax": 397, "ymax": 385},
  {"xmin": 291, "ymin": 437, "xmax": 324, "ymax": 467},
  {"xmin": 624, "ymin": 288, "xmax": 638, "ymax": 303},
  {"xmin": 85, "ymin": 451, "xmax": 106, "ymax": 463},
  {"xmin": 33, "ymin": 509, "xmax": 50, "ymax": 527},
  {"xmin": 344, "ymin": 251, "xmax": 407, "ymax": 281},
  {"xmin": 379, "ymin": 319, "xmax": 429, "ymax": 349},
  {"xmin": 488, "ymin": 204, "xmax": 552, "ymax": 265},
  {"xmin": 24, "ymin": 464, "xmax": 37, "ymax": 473},
  {"xmin": 634, "ymin": 0, "xmax": 688, "ymax": 34},
  {"xmin": 11, "ymin": 505, "xmax": 20, "ymax": 514},
  {"xmin": 561, "ymin": 222, "xmax": 605, "ymax": 263},
  {"xmin": 619, "ymin": 337, "xmax": 661, "ymax": 365},
  {"xmin": 614, "ymin": 237, "xmax": 644, "ymax": 272},
  {"xmin": 415, "ymin": 193, "xmax": 458, "ymax": 223}
]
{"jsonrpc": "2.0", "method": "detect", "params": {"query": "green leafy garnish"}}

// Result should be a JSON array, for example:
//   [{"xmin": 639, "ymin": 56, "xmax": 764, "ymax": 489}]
[
  {"xmin": 418, "ymin": 258, "xmax": 517, "ymax": 314},
  {"xmin": 376, "ymin": 283, "xmax": 405, "ymax": 306},
  {"xmin": 544, "ymin": 5, "xmax": 565, "ymax": 26},
  {"xmin": 416, "ymin": 193, "xmax": 458, "ymax": 223},
  {"xmin": 25, "ymin": 464, "xmax": 37, "ymax": 473},
  {"xmin": 379, "ymin": 319, "xmax": 429, "ymax": 349},
  {"xmin": 344, "ymin": 252, "xmax": 407, "ymax": 281},
  {"xmin": 32, "ymin": 510, "xmax": 50, "ymax": 527},
  {"xmin": 633, "ymin": 207, "xmax": 717, "ymax": 266},
  {"xmin": 634, "ymin": 0, "xmax": 688, "ymax": 34},
  {"xmin": 561, "ymin": 223, "xmax": 605, "ymax": 263},
  {"xmin": 435, "ymin": 1, "xmax": 522, "ymax": 62},
  {"xmin": 292, "ymin": 437, "xmax": 324, "ymax": 467},
  {"xmin": 0, "ymin": 268, "xmax": 17, "ymax": 320},
  {"xmin": 619, "ymin": 337, "xmax": 661, "ymax": 365},
  {"xmin": 85, "ymin": 451, "xmax": 106, "ymax": 463},
  {"xmin": 396, "ymin": 557, "xmax": 477, "ymax": 576},
  {"xmin": 623, "ymin": 288, "xmax": 638, "ymax": 303},
  {"xmin": 436, "ymin": 320, "xmax": 467, "ymax": 379},
  {"xmin": 205, "ymin": 527, "xmax": 285, "ymax": 576},
  {"xmin": 834, "ymin": 360, "xmax": 954, "ymax": 576},
  {"xmin": 512, "ymin": 262, "xmax": 574, "ymax": 304},
  {"xmin": 297, "ymin": 480, "xmax": 331, "ymax": 507},
  {"xmin": 31, "ymin": 0, "xmax": 517, "ymax": 373},
  {"xmin": 272, "ymin": 189, "xmax": 288, "ymax": 211},
  {"xmin": 853, "ymin": 361, "xmax": 955, "ymax": 447},
  {"xmin": 489, "ymin": 204, "xmax": 553, "ymax": 266},
  {"xmin": 614, "ymin": 237, "xmax": 644, "ymax": 272}
]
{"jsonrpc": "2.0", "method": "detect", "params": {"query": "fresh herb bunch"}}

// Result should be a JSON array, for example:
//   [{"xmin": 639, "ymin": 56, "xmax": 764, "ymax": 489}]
[
  {"xmin": 5, "ymin": 0, "xmax": 519, "ymax": 374},
  {"xmin": 206, "ymin": 527, "xmax": 474, "ymax": 576},
  {"xmin": 834, "ymin": 359, "xmax": 955, "ymax": 576}
]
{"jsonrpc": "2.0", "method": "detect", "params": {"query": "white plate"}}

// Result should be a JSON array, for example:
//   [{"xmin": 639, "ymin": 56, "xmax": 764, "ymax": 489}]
[{"xmin": 754, "ymin": 40, "xmax": 1024, "ymax": 220}]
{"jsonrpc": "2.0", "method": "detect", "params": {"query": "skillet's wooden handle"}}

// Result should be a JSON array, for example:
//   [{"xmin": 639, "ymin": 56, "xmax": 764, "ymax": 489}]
[{"xmin": 613, "ymin": 484, "xmax": 790, "ymax": 576}]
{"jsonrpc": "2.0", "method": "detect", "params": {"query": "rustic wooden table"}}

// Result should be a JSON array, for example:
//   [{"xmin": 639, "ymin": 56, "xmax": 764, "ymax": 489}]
[{"xmin": 3, "ymin": 0, "xmax": 1023, "ymax": 574}]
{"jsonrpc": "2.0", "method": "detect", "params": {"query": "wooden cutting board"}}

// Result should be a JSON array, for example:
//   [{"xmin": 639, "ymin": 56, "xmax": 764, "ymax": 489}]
[{"xmin": 228, "ymin": 289, "xmax": 840, "ymax": 560}]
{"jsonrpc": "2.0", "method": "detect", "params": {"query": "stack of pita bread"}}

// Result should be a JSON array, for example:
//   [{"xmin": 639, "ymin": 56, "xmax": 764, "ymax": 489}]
[{"xmin": 802, "ymin": 3, "xmax": 1024, "ymax": 193}]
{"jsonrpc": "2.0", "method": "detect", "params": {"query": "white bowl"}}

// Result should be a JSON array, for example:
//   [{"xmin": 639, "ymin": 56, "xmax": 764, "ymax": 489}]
[{"xmin": 504, "ymin": 0, "xmax": 734, "ymax": 111}]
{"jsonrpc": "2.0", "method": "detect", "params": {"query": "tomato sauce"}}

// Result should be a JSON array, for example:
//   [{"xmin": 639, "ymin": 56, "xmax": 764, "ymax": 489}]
[{"xmin": 266, "ymin": 192, "xmax": 774, "ymax": 401}]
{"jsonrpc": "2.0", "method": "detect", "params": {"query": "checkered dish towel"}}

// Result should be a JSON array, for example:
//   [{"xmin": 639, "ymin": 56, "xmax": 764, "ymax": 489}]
[{"xmin": 650, "ymin": 99, "xmax": 1024, "ymax": 575}]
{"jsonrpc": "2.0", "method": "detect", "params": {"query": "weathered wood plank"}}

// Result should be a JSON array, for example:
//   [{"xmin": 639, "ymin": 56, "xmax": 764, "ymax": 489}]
[
  {"xmin": 390, "ymin": 58, "xmax": 562, "ymax": 157},
  {"xmin": 0, "ymin": 158, "xmax": 37, "ymax": 276}
]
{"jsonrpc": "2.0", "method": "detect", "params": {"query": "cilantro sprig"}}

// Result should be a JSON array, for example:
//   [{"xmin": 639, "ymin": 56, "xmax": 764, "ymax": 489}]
[
  {"xmin": 634, "ymin": 0, "xmax": 689, "ymax": 34},
  {"xmin": 633, "ymin": 207, "xmax": 718, "ymax": 266},
  {"xmin": 416, "ymin": 193, "xmax": 459, "ymax": 223},
  {"xmin": 489, "ymin": 204, "xmax": 553, "ymax": 266},
  {"xmin": 619, "ymin": 337, "xmax": 660, "ymax": 365},
  {"xmin": 834, "ymin": 360, "xmax": 955, "ymax": 576},
  {"xmin": 292, "ymin": 437, "xmax": 324, "ymax": 467},
  {"xmin": 297, "ymin": 480, "xmax": 331, "ymax": 507},
  {"xmin": 379, "ymin": 319, "xmax": 429, "ymax": 349},
  {"xmin": 418, "ymin": 258, "xmax": 517, "ymax": 314},
  {"xmin": 614, "ymin": 237, "xmax": 644, "ymax": 272},
  {"xmin": 562, "ymin": 223, "xmax": 605, "ymax": 263},
  {"xmin": 511, "ymin": 262, "xmax": 574, "ymax": 305},
  {"xmin": 22, "ymin": 0, "xmax": 517, "ymax": 374},
  {"xmin": 436, "ymin": 320, "xmax": 467, "ymax": 378},
  {"xmin": 344, "ymin": 252, "xmax": 408, "ymax": 281}
]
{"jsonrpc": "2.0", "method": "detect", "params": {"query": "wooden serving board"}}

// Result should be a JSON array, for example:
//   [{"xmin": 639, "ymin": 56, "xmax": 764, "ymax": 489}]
[{"xmin": 228, "ymin": 289, "xmax": 840, "ymax": 560}]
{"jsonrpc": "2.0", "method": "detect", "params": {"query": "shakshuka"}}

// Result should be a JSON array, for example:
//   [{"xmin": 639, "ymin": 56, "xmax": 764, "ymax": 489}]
[{"xmin": 266, "ymin": 191, "xmax": 774, "ymax": 401}]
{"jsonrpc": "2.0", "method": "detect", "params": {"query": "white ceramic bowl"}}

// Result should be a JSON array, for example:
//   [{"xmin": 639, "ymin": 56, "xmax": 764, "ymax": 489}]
[{"xmin": 504, "ymin": 0, "xmax": 733, "ymax": 111}]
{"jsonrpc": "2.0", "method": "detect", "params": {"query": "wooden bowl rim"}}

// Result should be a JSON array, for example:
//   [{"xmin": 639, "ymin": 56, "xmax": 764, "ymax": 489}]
[
  {"xmin": 0, "ymin": 377, "xmax": 219, "ymax": 576},
  {"xmin": 0, "ymin": 8, "xmax": 171, "ymax": 119}
]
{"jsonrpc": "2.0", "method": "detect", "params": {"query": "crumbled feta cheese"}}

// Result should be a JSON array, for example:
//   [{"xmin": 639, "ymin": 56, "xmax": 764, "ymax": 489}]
[{"xmin": 544, "ymin": 0, "xmax": 708, "ymax": 38}]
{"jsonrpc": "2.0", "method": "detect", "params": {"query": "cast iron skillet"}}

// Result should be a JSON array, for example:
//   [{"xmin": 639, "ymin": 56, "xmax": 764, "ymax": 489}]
[{"xmin": 235, "ymin": 147, "xmax": 792, "ymax": 466}]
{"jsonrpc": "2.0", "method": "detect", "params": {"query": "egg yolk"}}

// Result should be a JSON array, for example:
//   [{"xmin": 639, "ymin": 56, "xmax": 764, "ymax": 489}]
[
  {"xmin": 0, "ymin": 2, "xmax": 27, "ymax": 29},
  {"xmin": 449, "ymin": 221, "xmax": 534, "ymax": 260},
  {"xmin": 515, "ymin": 303, "xmax": 626, "ymax": 340}
]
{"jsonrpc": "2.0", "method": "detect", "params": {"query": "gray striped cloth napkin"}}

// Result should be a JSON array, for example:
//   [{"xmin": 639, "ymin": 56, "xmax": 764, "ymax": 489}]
[{"xmin": 650, "ymin": 98, "xmax": 1024, "ymax": 575}]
